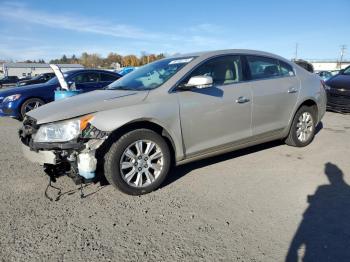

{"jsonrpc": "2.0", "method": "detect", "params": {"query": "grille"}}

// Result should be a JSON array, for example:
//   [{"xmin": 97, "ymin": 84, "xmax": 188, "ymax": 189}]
[{"xmin": 327, "ymin": 93, "xmax": 350, "ymax": 105}]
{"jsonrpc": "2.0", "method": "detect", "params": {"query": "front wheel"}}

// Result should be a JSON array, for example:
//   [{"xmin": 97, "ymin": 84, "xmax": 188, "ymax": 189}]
[
  {"xmin": 20, "ymin": 98, "xmax": 45, "ymax": 119},
  {"xmin": 285, "ymin": 105, "xmax": 316, "ymax": 147},
  {"xmin": 104, "ymin": 129, "xmax": 171, "ymax": 195}
]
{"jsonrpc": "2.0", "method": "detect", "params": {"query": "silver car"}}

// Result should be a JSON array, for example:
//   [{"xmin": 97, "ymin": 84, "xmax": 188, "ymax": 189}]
[{"xmin": 19, "ymin": 49, "xmax": 327, "ymax": 195}]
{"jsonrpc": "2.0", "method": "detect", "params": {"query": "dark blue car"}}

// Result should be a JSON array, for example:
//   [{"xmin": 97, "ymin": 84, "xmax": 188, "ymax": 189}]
[{"xmin": 0, "ymin": 69, "xmax": 121, "ymax": 119}]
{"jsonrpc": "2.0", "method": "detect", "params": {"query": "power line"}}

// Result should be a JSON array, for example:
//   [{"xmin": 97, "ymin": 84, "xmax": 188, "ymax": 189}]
[
  {"xmin": 339, "ymin": 45, "xmax": 347, "ymax": 68},
  {"xmin": 294, "ymin": 43, "xmax": 298, "ymax": 60}
]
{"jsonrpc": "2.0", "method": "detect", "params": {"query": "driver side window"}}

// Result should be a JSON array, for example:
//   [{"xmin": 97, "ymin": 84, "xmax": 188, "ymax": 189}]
[{"xmin": 184, "ymin": 55, "xmax": 243, "ymax": 86}]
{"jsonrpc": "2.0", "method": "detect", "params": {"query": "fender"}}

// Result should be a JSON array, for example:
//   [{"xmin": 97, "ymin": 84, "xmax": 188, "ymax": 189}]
[{"xmin": 90, "ymin": 93, "xmax": 185, "ymax": 161}]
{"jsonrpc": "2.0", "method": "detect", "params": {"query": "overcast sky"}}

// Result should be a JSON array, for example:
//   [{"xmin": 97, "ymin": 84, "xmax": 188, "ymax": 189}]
[{"xmin": 0, "ymin": 0, "xmax": 349, "ymax": 61}]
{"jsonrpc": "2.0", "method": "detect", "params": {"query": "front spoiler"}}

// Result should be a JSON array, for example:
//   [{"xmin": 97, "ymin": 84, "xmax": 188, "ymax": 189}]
[
  {"xmin": 22, "ymin": 144, "xmax": 56, "ymax": 165},
  {"xmin": 327, "ymin": 105, "xmax": 350, "ymax": 114}
]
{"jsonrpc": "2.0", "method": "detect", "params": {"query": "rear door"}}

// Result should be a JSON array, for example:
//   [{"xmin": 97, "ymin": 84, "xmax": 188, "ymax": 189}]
[
  {"xmin": 177, "ymin": 55, "xmax": 253, "ymax": 157},
  {"xmin": 245, "ymin": 55, "xmax": 299, "ymax": 136}
]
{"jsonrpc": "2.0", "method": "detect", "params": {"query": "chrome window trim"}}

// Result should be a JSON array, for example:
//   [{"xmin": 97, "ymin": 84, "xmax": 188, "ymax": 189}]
[{"xmin": 169, "ymin": 53, "xmax": 297, "ymax": 93}]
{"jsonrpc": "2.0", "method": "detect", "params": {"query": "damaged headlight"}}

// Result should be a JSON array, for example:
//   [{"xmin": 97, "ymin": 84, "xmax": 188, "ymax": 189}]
[{"xmin": 33, "ymin": 115, "xmax": 94, "ymax": 143}]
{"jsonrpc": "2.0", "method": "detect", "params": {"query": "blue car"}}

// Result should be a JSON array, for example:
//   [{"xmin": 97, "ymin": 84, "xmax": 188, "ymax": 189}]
[
  {"xmin": 118, "ymin": 66, "xmax": 136, "ymax": 76},
  {"xmin": 0, "ymin": 69, "xmax": 121, "ymax": 119}
]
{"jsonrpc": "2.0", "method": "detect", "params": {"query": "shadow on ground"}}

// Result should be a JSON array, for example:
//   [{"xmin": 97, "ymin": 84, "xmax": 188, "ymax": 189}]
[
  {"xmin": 286, "ymin": 162, "xmax": 350, "ymax": 262},
  {"xmin": 164, "ymin": 139, "xmax": 283, "ymax": 187},
  {"xmin": 164, "ymin": 122, "xmax": 323, "ymax": 188}
]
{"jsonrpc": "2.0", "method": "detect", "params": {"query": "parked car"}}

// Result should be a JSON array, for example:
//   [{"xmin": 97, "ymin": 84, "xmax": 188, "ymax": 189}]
[
  {"xmin": 0, "ymin": 76, "xmax": 20, "ymax": 88},
  {"xmin": 0, "ymin": 69, "xmax": 121, "ymax": 119},
  {"xmin": 17, "ymin": 73, "xmax": 55, "ymax": 86},
  {"xmin": 19, "ymin": 49, "xmax": 327, "ymax": 195},
  {"xmin": 317, "ymin": 71, "xmax": 333, "ymax": 81},
  {"xmin": 292, "ymin": 59, "xmax": 314, "ymax": 73},
  {"xmin": 330, "ymin": 70, "xmax": 340, "ymax": 76},
  {"xmin": 325, "ymin": 65, "xmax": 350, "ymax": 113},
  {"xmin": 118, "ymin": 66, "xmax": 136, "ymax": 76}
]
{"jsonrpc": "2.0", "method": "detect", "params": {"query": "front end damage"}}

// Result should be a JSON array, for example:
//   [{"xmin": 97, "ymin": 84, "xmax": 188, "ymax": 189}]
[{"xmin": 19, "ymin": 116, "xmax": 110, "ymax": 186}]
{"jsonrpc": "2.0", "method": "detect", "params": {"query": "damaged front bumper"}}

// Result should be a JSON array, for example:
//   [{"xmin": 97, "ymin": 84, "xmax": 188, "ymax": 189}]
[
  {"xmin": 22, "ymin": 144, "xmax": 57, "ymax": 165},
  {"xmin": 19, "ymin": 117, "xmax": 110, "ymax": 184}
]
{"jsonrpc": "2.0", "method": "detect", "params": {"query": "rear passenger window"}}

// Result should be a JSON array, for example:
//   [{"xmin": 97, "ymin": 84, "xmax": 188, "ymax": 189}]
[
  {"xmin": 279, "ymin": 61, "xmax": 295, "ymax": 76},
  {"xmin": 247, "ymin": 56, "xmax": 280, "ymax": 80},
  {"xmin": 186, "ymin": 55, "xmax": 243, "ymax": 85},
  {"xmin": 73, "ymin": 72, "xmax": 99, "ymax": 83},
  {"xmin": 100, "ymin": 73, "xmax": 119, "ymax": 82}
]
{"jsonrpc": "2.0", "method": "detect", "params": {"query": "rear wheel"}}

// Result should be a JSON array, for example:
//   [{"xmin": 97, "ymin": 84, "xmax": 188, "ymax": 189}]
[
  {"xmin": 104, "ymin": 129, "xmax": 171, "ymax": 195},
  {"xmin": 20, "ymin": 98, "xmax": 45, "ymax": 119},
  {"xmin": 285, "ymin": 105, "xmax": 316, "ymax": 147}
]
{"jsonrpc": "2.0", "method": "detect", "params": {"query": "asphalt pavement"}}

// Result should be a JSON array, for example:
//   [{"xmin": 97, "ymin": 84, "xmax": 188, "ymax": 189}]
[{"xmin": 0, "ymin": 112, "xmax": 349, "ymax": 261}]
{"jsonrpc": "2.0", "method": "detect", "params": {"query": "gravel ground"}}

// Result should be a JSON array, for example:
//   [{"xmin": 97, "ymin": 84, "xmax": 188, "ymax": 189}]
[{"xmin": 0, "ymin": 112, "xmax": 349, "ymax": 262}]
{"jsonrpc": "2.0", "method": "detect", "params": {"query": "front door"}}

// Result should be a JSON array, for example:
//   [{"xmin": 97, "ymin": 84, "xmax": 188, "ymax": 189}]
[{"xmin": 177, "ymin": 55, "xmax": 253, "ymax": 157}]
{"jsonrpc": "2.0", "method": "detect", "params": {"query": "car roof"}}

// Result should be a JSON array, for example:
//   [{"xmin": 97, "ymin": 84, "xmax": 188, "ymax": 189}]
[
  {"xmin": 65, "ymin": 69, "xmax": 121, "ymax": 75},
  {"xmin": 169, "ymin": 49, "xmax": 290, "ymax": 62}
]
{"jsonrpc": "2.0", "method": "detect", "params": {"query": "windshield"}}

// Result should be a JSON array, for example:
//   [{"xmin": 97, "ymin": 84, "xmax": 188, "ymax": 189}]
[
  {"xmin": 343, "ymin": 67, "xmax": 350, "ymax": 75},
  {"xmin": 31, "ymin": 75, "xmax": 42, "ymax": 80},
  {"xmin": 107, "ymin": 57, "xmax": 195, "ymax": 90}
]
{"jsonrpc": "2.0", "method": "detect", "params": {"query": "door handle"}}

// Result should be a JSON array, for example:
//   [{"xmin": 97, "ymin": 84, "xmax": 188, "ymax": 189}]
[
  {"xmin": 288, "ymin": 88, "xmax": 298, "ymax": 94},
  {"xmin": 236, "ymin": 96, "xmax": 250, "ymax": 104}
]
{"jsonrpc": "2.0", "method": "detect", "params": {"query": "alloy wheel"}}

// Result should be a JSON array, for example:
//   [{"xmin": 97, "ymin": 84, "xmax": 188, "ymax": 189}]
[
  {"xmin": 119, "ymin": 140, "xmax": 164, "ymax": 188},
  {"xmin": 296, "ymin": 112, "xmax": 314, "ymax": 142},
  {"xmin": 24, "ymin": 101, "xmax": 43, "ymax": 113}
]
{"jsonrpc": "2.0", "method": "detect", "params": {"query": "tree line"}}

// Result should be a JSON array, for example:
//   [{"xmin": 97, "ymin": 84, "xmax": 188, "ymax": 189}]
[{"xmin": 47, "ymin": 52, "xmax": 166, "ymax": 68}]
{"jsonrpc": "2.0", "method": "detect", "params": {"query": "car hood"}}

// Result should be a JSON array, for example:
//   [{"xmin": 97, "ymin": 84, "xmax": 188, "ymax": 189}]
[
  {"xmin": 326, "ymin": 75, "xmax": 350, "ymax": 90},
  {"xmin": 27, "ymin": 89, "xmax": 149, "ymax": 124},
  {"xmin": 0, "ymin": 83, "xmax": 52, "ymax": 97}
]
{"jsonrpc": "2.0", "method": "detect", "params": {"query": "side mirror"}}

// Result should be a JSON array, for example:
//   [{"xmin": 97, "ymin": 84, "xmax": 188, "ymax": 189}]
[
  {"xmin": 185, "ymin": 76, "xmax": 213, "ymax": 89},
  {"xmin": 339, "ymin": 69, "xmax": 344, "ymax": 75}
]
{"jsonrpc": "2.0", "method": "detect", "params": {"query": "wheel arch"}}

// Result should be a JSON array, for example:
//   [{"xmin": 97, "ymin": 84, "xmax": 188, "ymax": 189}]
[
  {"xmin": 295, "ymin": 98, "xmax": 318, "ymax": 120},
  {"xmin": 105, "ymin": 119, "xmax": 178, "ymax": 166},
  {"xmin": 285, "ymin": 98, "xmax": 319, "ymax": 137},
  {"xmin": 18, "ymin": 96, "xmax": 46, "ymax": 118}
]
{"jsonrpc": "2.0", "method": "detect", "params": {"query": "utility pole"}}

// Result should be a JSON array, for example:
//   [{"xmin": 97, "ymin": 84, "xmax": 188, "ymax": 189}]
[
  {"xmin": 339, "ymin": 45, "xmax": 347, "ymax": 69},
  {"xmin": 294, "ymin": 43, "xmax": 298, "ymax": 60}
]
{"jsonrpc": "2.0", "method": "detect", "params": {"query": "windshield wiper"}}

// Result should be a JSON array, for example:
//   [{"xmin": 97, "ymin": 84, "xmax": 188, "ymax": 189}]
[{"xmin": 106, "ymin": 86, "xmax": 145, "ymax": 91}]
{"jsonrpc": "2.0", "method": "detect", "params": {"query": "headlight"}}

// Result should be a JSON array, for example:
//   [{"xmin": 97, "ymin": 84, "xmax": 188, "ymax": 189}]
[
  {"xmin": 33, "ymin": 115, "xmax": 94, "ymax": 143},
  {"xmin": 3, "ymin": 94, "xmax": 21, "ymax": 103}
]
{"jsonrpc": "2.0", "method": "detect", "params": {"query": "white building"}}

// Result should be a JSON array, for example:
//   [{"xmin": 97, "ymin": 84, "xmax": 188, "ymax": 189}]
[
  {"xmin": 2, "ymin": 63, "xmax": 84, "ymax": 78},
  {"xmin": 309, "ymin": 60, "xmax": 350, "ymax": 72}
]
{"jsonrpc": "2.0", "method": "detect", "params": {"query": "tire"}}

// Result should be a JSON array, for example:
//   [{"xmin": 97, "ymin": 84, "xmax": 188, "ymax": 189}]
[
  {"xmin": 104, "ymin": 129, "xmax": 171, "ymax": 195},
  {"xmin": 20, "ymin": 98, "xmax": 45, "ymax": 119},
  {"xmin": 285, "ymin": 105, "xmax": 316, "ymax": 147}
]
